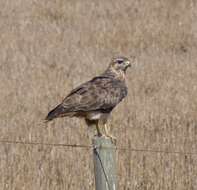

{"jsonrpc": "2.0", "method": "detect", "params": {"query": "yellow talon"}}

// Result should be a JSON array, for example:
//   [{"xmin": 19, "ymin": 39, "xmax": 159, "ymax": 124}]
[{"xmin": 104, "ymin": 124, "xmax": 117, "ymax": 144}]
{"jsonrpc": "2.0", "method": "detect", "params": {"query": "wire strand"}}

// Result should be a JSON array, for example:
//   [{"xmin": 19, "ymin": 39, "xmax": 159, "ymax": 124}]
[
  {"xmin": 0, "ymin": 140, "xmax": 91, "ymax": 148},
  {"xmin": 0, "ymin": 139, "xmax": 196, "ymax": 155}
]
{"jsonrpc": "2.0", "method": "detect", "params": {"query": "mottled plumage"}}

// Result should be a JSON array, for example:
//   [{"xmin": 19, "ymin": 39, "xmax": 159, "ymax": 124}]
[{"xmin": 46, "ymin": 56, "xmax": 132, "ymax": 140}]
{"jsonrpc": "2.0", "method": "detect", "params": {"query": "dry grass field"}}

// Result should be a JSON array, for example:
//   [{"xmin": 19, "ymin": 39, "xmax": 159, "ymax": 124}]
[{"xmin": 0, "ymin": 0, "xmax": 197, "ymax": 189}]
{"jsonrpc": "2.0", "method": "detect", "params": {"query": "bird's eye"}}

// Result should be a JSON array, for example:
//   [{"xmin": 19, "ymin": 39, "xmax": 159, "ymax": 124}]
[{"xmin": 117, "ymin": 60, "xmax": 123, "ymax": 64}]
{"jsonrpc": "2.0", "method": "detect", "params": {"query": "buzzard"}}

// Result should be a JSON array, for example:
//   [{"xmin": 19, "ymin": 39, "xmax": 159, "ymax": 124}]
[{"xmin": 45, "ymin": 56, "xmax": 131, "ymax": 141}]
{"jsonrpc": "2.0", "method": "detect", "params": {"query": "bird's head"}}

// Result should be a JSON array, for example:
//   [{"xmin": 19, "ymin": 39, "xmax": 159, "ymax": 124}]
[{"xmin": 108, "ymin": 56, "xmax": 132, "ymax": 73}]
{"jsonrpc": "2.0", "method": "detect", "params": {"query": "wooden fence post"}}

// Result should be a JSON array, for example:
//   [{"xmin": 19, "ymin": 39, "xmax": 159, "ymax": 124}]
[{"xmin": 93, "ymin": 136, "xmax": 117, "ymax": 190}]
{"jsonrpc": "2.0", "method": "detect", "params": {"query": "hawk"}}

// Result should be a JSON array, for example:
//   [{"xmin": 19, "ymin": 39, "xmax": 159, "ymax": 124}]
[{"xmin": 45, "ymin": 56, "xmax": 131, "ymax": 141}]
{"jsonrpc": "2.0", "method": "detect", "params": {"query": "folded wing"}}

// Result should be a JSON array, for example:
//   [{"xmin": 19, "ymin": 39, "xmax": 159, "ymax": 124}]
[{"xmin": 45, "ymin": 76, "xmax": 127, "ymax": 121}]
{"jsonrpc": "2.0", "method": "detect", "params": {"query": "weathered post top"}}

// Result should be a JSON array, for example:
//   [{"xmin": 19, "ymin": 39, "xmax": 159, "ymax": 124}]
[{"xmin": 92, "ymin": 136, "xmax": 117, "ymax": 190}]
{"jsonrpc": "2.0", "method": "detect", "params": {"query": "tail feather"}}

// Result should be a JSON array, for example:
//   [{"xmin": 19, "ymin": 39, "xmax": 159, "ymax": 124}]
[{"xmin": 45, "ymin": 104, "xmax": 66, "ymax": 121}]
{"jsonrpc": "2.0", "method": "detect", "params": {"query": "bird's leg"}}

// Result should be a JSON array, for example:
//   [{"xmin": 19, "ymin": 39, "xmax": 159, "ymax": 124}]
[
  {"xmin": 96, "ymin": 121, "xmax": 102, "ymax": 137},
  {"xmin": 104, "ymin": 124, "xmax": 116, "ymax": 144}
]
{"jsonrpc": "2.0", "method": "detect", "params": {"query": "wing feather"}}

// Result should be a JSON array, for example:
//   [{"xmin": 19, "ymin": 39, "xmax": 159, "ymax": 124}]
[{"xmin": 61, "ymin": 76, "xmax": 127, "ymax": 113}]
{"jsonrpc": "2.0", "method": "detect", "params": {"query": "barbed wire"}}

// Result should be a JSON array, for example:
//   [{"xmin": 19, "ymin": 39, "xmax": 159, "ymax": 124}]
[{"xmin": 0, "ymin": 139, "xmax": 196, "ymax": 155}]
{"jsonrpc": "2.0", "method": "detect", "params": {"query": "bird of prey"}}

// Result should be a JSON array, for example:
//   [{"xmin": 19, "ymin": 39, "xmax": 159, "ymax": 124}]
[{"xmin": 45, "ymin": 56, "xmax": 132, "ymax": 141}]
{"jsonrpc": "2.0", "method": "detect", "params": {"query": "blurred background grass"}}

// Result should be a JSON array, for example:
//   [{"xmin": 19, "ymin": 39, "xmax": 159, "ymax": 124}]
[{"xmin": 0, "ymin": 0, "xmax": 197, "ymax": 189}]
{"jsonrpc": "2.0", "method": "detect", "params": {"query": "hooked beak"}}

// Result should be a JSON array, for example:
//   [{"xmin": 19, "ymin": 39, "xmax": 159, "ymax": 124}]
[
  {"xmin": 125, "ymin": 60, "xmax": 131, "ymax": 68},
  {"xmin": 127, "ymin": 56, "xmax": 136, "ymax": 68}
]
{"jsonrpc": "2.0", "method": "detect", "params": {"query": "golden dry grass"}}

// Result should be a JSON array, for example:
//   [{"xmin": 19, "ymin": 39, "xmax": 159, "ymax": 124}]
[{"xmin": 0, "ymin": 0, "xmax": 197, "ymax": 189}]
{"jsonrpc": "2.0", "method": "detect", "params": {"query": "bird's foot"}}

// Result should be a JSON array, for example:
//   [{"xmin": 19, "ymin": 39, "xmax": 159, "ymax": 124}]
[
  {"xmin": 106, "ymin": 134, "xmax": 117, "ymax": 145},
  {"xmin": 95, "ymin": 133, "xmax": 103, "ymax": 137}
]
